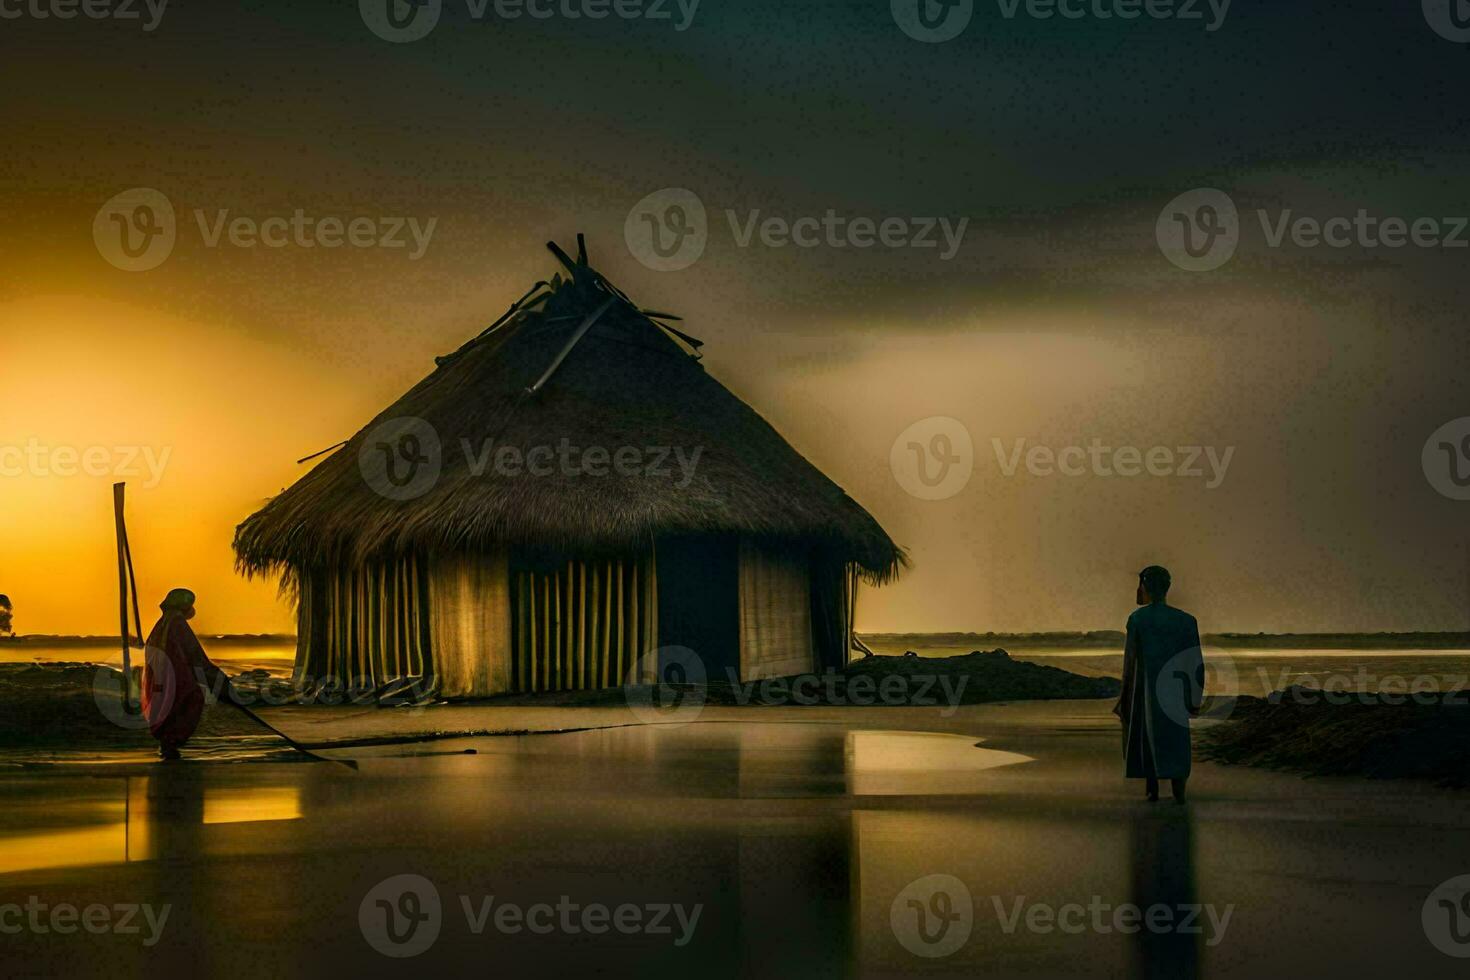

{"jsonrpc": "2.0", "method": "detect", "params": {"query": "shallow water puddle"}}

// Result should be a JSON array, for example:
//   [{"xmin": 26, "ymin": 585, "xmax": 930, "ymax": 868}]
[
  {"xmin": 845, "ymin": 730, "xmax": 1033, "ymax": 795},
  {"xmin": 0, "ymin": 777, "xmax": 304, "ymax": 875}
]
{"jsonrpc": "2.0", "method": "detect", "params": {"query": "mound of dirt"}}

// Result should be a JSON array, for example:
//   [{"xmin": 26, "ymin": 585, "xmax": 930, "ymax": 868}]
[{"xmin": 1198, "ymin": 685, "xmax": 1470, "ymax": 788}]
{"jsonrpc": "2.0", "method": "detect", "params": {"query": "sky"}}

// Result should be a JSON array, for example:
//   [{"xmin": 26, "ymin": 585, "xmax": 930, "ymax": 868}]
[{"xmin": 2, "ymin": 0, "xmax": 1468, "ymax": 636}]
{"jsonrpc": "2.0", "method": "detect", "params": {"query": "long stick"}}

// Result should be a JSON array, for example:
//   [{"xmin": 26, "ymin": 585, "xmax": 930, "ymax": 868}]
[
  {"xmin": 216, "ymin": 696, "xmax": 357, "ymax": 770},
  {"xmin": 121, "ymin": 507, "xmax": 143, "ymax": 660}
]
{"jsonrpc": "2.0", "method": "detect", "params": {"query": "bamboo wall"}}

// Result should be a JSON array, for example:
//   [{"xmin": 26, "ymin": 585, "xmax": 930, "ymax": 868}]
[
  {"xmin": 295, "ymin": 557, "xmax": 432, "ymax": 694},
  {"xmin": 293, "ymin": 544, "xmax": 858, "ymax": 700},
  {"xmin": 509, "ymin": 556, "xmax": 659, "ymax": 692}
]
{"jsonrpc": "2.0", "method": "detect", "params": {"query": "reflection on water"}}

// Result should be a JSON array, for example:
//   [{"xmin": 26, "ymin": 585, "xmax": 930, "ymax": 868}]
[
  {"xmin": 202, "ymin": 786, "xmax": 301, "ymax": 826},
  {"xmin": 2, "ymin": 722, "xmax": 1453, "ymax": 978},
  {"xmin": 1130, "ymin": 808, "xmax": 1198, "ymax": 980},
  {"xmin": 0, "ymin": 640, "xmax": 296, "ymax": 669},
  {"xmin": 0, "ymin": 820, "xmax": 128, "ymax": 876},
  {"xmin": 846, "ymin": 731, "xmax": 1033, "ymax": 795},
  {"xmin": 0, "ymin": 775, "xmax": 303, "ymax": 875}
]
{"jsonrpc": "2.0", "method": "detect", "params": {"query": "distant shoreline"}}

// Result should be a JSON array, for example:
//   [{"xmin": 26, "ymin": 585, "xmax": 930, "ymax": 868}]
[
  {"xmin": 5, "ymin": 631, "xmax": 1468, "ymax": 650},
  {"xmin": 862, "ymin": 631, "xmax": 1470, "ymax": 650},
  {"xmin": 0, "ymin": 634, "xmax": 296, "ymax": 647}
]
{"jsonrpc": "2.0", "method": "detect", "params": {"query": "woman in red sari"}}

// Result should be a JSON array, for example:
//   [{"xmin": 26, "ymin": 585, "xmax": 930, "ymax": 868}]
[{"xmin": 141, "ymin": 588, "xmax": 230, "ymax": 760}]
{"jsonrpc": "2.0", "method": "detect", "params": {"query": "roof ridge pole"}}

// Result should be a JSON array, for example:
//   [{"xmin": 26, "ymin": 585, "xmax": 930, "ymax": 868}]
[
  {"xmin": 525, "ymin": 295, "xmax": 617, "ymax": 396},
  {"xmin": 546, "ymin": 239, "xmax": 582, "ymax": 280}
]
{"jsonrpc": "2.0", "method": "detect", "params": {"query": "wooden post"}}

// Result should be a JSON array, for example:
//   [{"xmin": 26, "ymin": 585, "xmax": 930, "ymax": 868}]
[{"xmin": 112, "ymin": 483, "xmax": 142, "ymax": 714}]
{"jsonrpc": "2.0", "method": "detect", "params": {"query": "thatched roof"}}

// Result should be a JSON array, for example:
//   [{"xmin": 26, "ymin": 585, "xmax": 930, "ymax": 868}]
[{"xmin": 234, "ymin": 239, "xmax": 904, "ymax": 583}]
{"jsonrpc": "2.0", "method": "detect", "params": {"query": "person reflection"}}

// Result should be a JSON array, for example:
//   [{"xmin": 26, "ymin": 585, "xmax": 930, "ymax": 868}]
[{"xmin": 1129, "ymin": 807, "xmax": 1199, "ymax": 979}]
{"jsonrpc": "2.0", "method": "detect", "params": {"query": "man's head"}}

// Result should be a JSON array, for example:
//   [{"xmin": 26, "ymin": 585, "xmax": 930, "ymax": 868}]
[
  {"xmin": 160, "ymin": 588, "xmax": 197, "ymax": 620},
  {"xmin": 1137, "ymin": 566, "xmax": 1171, "ymax": 605}
]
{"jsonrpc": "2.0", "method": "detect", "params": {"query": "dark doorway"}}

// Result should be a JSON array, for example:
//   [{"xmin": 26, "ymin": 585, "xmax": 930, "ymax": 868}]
[{"xmin": 656, "ymin": 534, "xmax": 740, "ymax": 683}]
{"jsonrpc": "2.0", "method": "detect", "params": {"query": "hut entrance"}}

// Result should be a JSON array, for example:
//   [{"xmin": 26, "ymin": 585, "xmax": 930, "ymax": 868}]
[{"xmin": 655, "ymin": 535, "xmax": 740, "ymax": 683}]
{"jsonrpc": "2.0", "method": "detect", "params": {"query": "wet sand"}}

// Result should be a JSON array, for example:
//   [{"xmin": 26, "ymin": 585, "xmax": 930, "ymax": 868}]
[{"xmin": 1, "ymin": 701, "xmax": 1467, "ymax": 978}]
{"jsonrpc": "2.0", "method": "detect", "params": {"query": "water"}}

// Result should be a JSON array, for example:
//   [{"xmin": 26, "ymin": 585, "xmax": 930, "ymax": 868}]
[
  {"xmin": 0, "ymin": 639, "xmax": 295, "ymax": 676},
  {"xmin": 1, "ymin": 716, "xmax": 1467, "ymax": 979}
]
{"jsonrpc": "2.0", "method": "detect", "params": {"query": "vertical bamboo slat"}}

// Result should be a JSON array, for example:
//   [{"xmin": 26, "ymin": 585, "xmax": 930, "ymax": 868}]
[
  {"xmin": 540, "ymin": 574, "xmax": 551, "ymax": 693},
  {"xmin": 600, "ymin": 562, "xmax": 612, "ymax": 687}
]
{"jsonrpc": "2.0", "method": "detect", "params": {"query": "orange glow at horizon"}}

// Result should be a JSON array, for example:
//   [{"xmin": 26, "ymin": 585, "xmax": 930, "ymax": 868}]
[{"xmin": 0, "ymin": 296, "xmax": 370, "ymax": 637}]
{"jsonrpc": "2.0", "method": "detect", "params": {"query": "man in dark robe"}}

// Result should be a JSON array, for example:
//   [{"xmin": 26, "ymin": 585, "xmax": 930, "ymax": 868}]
[
  {"xmin": 142, "ymin": 588, "xmax": 231, "ymax": 761},
  {"xmin": 1113, "ymin": 566, "xmax": 1204, "ymax": 803}
]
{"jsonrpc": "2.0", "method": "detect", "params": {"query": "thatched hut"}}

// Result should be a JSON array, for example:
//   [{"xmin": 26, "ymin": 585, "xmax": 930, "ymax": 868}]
[{"xmin": 234, "ymin": 238, "xmax": 904, "ymax": 699}]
